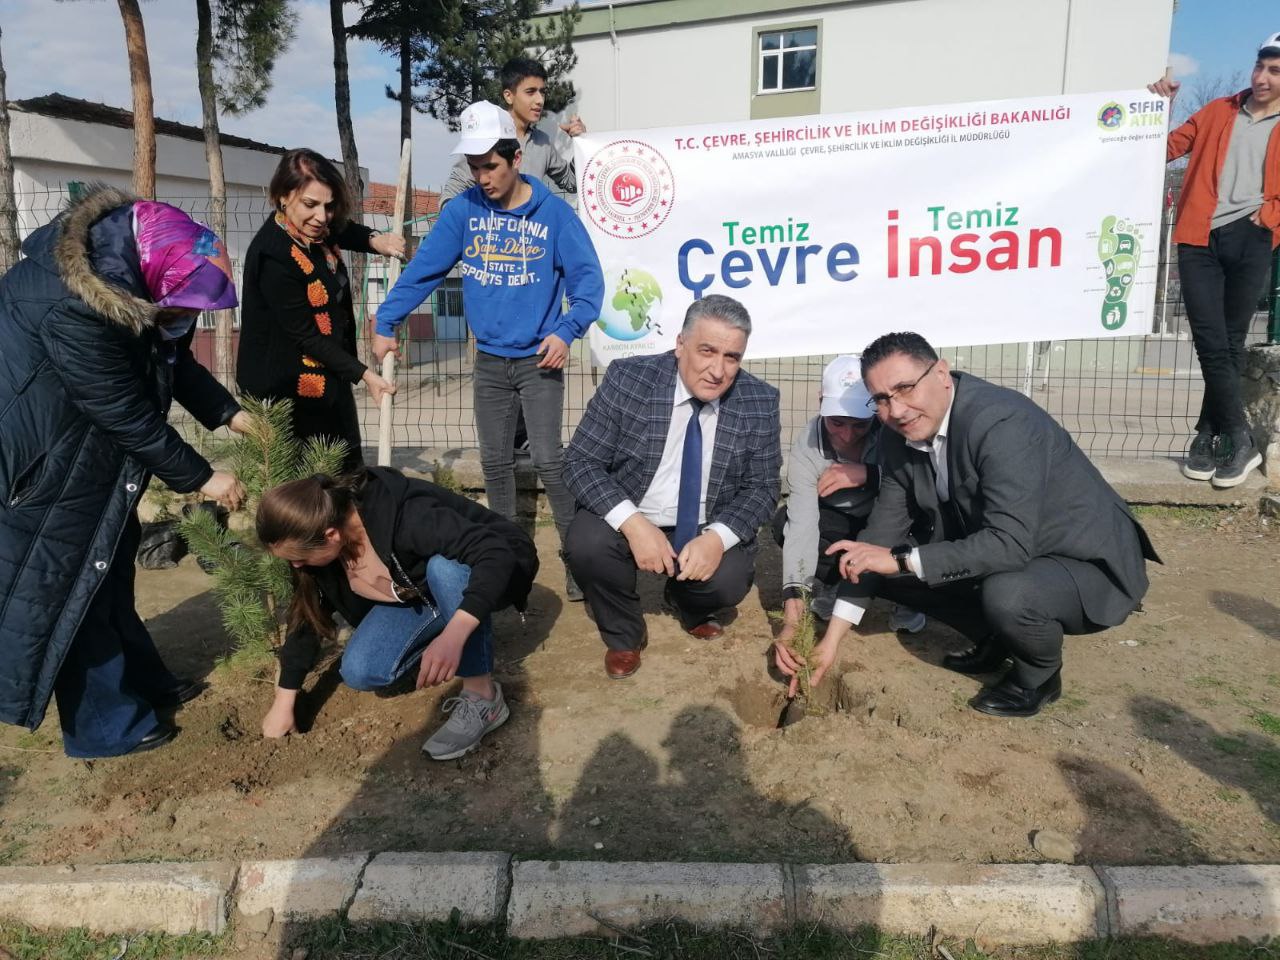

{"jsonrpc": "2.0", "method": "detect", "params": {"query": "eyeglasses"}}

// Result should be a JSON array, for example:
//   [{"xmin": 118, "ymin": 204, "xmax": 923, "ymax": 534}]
[{"xmin": 867, "ymin": 360, "xmax": 938, "ymax": 411}]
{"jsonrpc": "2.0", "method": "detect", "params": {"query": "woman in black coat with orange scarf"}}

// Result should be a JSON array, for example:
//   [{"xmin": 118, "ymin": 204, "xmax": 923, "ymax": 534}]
[{"xmin": 237, "ymin": 149, "xmax": 404, "ymax": 469}]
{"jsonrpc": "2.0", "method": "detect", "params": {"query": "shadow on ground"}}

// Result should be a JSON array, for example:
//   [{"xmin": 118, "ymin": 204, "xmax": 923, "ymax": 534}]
[
  {"xmin": 1209, "ymin": 590, "xmax": 1280, "ymax": 642},
  {"xmin": 1130, "ymin": 695, "xmax": 1279, "ymax": 826}
]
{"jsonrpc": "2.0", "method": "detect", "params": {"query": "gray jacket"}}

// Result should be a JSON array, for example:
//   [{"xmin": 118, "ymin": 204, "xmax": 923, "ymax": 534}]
[
  {"xmin": 440, "ymin": 124, "xmax": 577, "ymax": 203},
  {"xmin": 859, "ymin": 372, "xmax": 1159, "ymax": 626},
  {"xmin": 782, "ymin": 416, "xmax": 882, "ymax": 591}
]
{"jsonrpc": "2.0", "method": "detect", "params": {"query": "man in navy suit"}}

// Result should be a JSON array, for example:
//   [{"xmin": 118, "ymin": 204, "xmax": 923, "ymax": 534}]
[{"xmin": 563, "ymin": 295, "xmax": 782, "ymax": 679}]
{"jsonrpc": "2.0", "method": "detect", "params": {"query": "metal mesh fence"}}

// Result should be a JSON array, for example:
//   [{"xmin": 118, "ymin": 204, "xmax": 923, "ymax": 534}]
[{"xmin": 12, "ymin": 181, "xmax": 1274, "ymax": 465}]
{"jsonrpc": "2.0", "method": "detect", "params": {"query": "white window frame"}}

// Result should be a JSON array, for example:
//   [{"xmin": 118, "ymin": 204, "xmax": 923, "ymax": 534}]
[
  {"xmin": 435, "ymin": 276, "xmax": 464, "ymax": 321},
  {"xmin": 757, "ymin": 27, "xmax": 818, "ymax": 95}
]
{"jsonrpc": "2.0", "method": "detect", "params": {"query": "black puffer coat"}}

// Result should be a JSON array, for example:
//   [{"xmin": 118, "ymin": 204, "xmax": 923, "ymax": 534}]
[{"xmin": 0, "ymin": 186, "xmax": 240, "ymax": 729}]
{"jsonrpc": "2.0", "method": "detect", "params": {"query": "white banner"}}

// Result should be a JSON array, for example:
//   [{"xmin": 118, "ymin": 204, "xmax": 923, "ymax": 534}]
[{"xmin": 574, "ymin": 90, "xmax": 1169, "ymax": 363}]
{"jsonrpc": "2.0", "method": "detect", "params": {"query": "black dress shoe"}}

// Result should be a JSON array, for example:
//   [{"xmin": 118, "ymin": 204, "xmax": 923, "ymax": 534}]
[
  {"xmin": 942, "ymin": 637, "xmax": 1008, "ymax": 675},
  {"xmin": 128, "ymin": 724, "xmax": 176, "ymax": 754},
  {"xmin": 153, "ymin": 678, "xmax": 206, "ymax": 709},
  {"xmin": 971, "ymin": 670, "xmax": 1062, "ymax": 718}
]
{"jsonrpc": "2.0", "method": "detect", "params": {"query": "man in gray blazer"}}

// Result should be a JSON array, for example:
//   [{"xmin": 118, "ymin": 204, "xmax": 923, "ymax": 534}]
[
  {"xmin": 564, "ymin": 295, "xmax": 782, "ymax": 680},
  {"xmin": 776, "ymin": 332, "xmax": 1159, "ymax": 717}
]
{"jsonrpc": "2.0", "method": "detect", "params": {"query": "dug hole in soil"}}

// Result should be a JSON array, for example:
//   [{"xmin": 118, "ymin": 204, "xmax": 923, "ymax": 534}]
[{"xmin": 0, "ymin": 509, "xmax": 1276, "ymax": 869}]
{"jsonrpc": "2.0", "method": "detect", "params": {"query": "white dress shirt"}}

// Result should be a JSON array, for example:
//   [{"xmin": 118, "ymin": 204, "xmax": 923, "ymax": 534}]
[
  {"xmin": 831, "ymin": 389, "xmax": 955, "ymax": 625},
  {"xmin": 603, "ymin": 377, "xmax": 740, "ymax": 550}
]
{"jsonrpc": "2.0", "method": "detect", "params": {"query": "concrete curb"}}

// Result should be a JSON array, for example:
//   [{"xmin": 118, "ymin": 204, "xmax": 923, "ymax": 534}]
[
  {"xmin": 507, "ymin": 861, "xmax": 788, "ymax": 938},
  {"xmin": 0, "ymin": 856, "xmax": 1275, "ymax": 945},
  {"xmin": 794, "ymin": 862, "xmax": 1108, "ymax": 946},
  {"xmin": 348, "ymin": 851, "xmax": 511, "ymax": 924},
  {"xmin": 0, "ymin": 861, "xmax": 236, "ymax": 935}
]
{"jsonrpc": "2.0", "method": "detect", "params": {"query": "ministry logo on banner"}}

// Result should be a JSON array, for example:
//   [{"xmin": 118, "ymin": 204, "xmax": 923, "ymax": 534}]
[{"xmin": 583, "ymin": 140, "xmax": 676, "ymax": 238}]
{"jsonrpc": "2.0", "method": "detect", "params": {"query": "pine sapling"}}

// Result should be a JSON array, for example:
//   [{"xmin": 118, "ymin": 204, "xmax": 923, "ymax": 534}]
[{"xmin": 179, "ymin": 397, "xmax": 347, "ymax": 669}]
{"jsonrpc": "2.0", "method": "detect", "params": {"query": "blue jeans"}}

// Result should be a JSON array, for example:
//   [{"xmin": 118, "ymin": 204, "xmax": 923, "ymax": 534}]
[
  {"xmin": 339, "ymin": 556, "xmax": 494, "ymax": 690},
  {"xmin": 56, "ymin": 512, "xmax": 179, "ymax": 759}
]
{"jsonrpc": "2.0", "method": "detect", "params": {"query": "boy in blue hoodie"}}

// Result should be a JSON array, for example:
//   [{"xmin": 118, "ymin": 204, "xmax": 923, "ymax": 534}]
[{"xmin": 374, "ymin": 101, "xmax": 604, "ymax": 599}]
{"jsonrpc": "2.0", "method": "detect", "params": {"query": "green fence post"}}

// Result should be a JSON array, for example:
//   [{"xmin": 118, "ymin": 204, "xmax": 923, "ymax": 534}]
[{"xmin": 1271, "ymin": 245, "xmax": 1280, "ymax": 344}]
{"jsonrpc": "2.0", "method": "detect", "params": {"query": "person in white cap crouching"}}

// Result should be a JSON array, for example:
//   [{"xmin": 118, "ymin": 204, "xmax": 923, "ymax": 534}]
[{"xmin": 771, "ymin": 356, "xmax": 925, "ymax": 658}]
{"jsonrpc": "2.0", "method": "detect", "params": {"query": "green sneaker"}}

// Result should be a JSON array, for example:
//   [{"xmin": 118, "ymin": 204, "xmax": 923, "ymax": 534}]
[{"xmin": 422, "ymin": 681, "xmax": 509, "ymax": 761}]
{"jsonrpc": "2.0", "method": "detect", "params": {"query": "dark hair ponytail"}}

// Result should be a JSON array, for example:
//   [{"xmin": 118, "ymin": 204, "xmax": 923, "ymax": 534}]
[{"xmin": 257, "ymin": 473, "xmax": 362, "ymax": 643}]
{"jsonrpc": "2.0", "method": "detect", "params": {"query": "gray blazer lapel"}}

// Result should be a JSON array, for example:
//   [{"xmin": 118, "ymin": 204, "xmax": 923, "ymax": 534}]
[
  {"xmin": 912, "ymin": 449, "xmax": 939, "ymax": 514},
  {"xmin": 944, "ymin": 374, "xmax": 971, "ymax": 523}
]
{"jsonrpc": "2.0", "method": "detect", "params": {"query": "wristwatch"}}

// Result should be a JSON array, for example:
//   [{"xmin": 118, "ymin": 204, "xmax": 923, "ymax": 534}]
[{"xmin": 890, "ymin": 544, "xmax": 913, "ymax": 575}]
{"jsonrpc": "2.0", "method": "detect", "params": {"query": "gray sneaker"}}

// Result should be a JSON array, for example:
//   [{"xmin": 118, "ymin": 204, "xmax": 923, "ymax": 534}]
[
  {"xmin": 890, "ymin": 604, "xmax": 927, "ymax": 634},
  {"xmin": 1210, "ymin": 431, "xmax": 1262, "ymax": 489},
  {"xmin": 1181, "ymin": 429, "xmax": 1216, "ymax": 481},
  {"xmin": 562, "ymin": 552, "xmax": 584, "ymax": 602},
  {"xmin": 422, "ymin": 681, "xmax": 509, "ymax": 761}
]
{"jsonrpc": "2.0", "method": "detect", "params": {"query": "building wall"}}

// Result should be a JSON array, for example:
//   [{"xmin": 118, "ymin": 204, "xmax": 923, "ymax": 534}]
[
  {"xmin": 8, "ymin": 111, "xmax": 366, "ymax": 271},
  {"xmin": 9, "ymin": 110, "xmax": 286, "ymax": 268},
  {"xmin": 558, "ymin": 0, "xmax": 1174, "ymax": 132}
]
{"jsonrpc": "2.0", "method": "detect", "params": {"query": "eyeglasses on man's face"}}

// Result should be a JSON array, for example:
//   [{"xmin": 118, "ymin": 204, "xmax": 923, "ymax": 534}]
[{"xmin": 867, "ymin": 359, "xmax": 938, "ymax": 411}]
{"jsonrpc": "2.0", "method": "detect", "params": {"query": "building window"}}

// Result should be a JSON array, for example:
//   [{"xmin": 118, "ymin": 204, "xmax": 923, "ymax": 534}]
[
  {"xmin": 434, "ymin": 277, "xmax": 463, "ymax": 321},
  {"xmin": 758, "ymin": 27, "xmax": 817, "ymax": 93}
]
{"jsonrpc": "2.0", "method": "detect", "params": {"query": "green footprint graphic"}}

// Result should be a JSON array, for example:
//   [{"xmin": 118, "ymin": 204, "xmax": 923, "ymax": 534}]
[{"xmin": 1098, "ymin": 215, "xmax": 1140, "ymax": 330}]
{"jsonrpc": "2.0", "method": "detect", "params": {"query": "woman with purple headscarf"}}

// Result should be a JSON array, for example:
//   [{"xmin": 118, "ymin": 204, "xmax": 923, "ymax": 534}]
[{"xmin": 0, "ymin": 185, "xmax": 250, "ymax": 757}]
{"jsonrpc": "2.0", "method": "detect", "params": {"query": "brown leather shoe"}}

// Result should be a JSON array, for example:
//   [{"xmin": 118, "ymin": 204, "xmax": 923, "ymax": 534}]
[
  {"xmin": 686, "ymin": 618, "xmax": 724, "ymax": 640},
  {"xmin": 664, "ymin": 583, "xmax": 725, "ymax": 640},
  {"xmin": 605, "ymin": 648, "xmax": 643, "ymax": 680}
]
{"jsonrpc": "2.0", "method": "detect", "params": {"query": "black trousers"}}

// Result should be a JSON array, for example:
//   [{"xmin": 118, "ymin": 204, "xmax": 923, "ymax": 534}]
[
  {"xmin": 847, "ymin": 557, "xmax": 1106, "ymax": 688},
  {"xmin": 290, "ymin": 385, "xmax": 365, "ymax": 473},
  {"xmin": 771, "ymin": 501, "xmax": 870, "ymax": 586},
  {"xmin": 1177, "ymin": 216, "xmax": 1274, "ymax": 435},
  {"xmin": 564, "ymin": 508, "xmax": 756, "ymax": 651}
]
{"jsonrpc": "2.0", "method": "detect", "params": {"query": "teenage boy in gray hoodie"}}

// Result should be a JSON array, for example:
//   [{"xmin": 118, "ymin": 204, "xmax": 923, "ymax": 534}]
[{"xmin": 440, "ymin": 57, "xmax": 585, "ymax": 204}]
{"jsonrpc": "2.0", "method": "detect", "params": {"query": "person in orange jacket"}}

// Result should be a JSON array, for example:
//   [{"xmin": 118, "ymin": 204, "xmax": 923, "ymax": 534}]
[{"xmin": 1149, "ymin": 33, "xmax": 1280, "ymax": 489}]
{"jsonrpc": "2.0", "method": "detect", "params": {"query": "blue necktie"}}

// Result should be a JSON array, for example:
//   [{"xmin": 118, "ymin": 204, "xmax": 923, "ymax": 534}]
[{"xmin": 673, "ymin": 398, "xmax": 705, "ymax": 551}]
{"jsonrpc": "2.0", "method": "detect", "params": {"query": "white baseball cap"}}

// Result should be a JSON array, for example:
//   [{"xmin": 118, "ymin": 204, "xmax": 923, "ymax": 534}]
[
  {"xmin": 452, "ymin": 101, "xmax": 518, "ymax": 155},
  {"xmin": 1260, "ymin": 32, "xmax": 1280, "ymax": 57},
  {"xmin": 819, "ymin": 355, "xmax": 873, "ymax": 418}
]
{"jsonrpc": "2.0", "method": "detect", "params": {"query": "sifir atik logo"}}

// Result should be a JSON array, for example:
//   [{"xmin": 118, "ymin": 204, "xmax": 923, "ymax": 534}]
[
  {"xmin": 1097, "ymin": 98, "xmax": 1165, "ymax": 131},
  {"xmin": 1097, "ymin": 101, "xmax": 1126, "ymax": 130},
  {"xmin": 583, "ymin": 140, "xmax": 675, "ymax": 238}
]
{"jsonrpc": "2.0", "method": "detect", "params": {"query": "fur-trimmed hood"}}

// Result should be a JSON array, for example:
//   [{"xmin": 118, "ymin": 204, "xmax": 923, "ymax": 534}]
[{"xmin": 22, "ymin": 184, "xmax": 158, "ymax": 335}]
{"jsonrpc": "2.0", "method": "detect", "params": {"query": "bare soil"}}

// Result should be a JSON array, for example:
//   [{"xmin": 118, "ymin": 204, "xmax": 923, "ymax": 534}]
[{"xmin": 0, "ymin": 508, "xmax": 1277, "ymax": 869}]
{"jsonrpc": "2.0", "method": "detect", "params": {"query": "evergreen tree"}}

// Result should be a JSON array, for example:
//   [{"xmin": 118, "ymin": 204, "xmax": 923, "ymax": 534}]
[
  {"xmin": 348, "ymin": 0, "xmax": 440, "ymax": 245},
  {"xmin": 180, "ymin": 397, "xmax": 346, "ymax": 668},
  {"xmin": 415, "ymin": 0, "xmax": 581, "ymax": 128},
  {"xmin": 212, "ymin": 0, "xmax": 296, "ymax": 114}
]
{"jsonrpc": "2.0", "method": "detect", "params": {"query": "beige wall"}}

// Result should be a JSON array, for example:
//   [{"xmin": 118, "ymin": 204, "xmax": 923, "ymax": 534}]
[{"xmin": 562, "ymin": 0, "xmax": 1174, "ymax": 132}]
